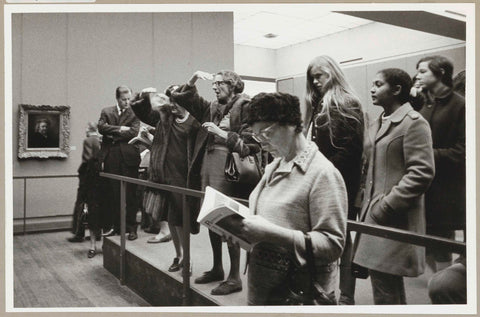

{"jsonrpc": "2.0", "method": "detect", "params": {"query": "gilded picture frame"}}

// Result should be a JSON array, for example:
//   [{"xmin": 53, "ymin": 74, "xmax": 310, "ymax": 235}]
[{"xmin": 17, "ymin": 104, "xmax": 71, "ymax": 159}]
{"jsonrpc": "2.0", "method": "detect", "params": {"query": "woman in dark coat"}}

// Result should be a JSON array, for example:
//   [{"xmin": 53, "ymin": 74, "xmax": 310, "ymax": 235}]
[
  {"xmin": 353, "ymin": 68, "xmax": 435, "ymax": 304},
  {"xmin": 304, "ymin": 55, "xmax": 364, "ymax": 305},
  {"xmin": 416, "ymin": 55, "xmax": 466, "ymax": 272},
  {"xmin": 171, "ymin": 70, "xmax": 260, "ymax": 295},
  {"xmin": 131, "ymin": 86, "xmax": 200, "ymax": 272}
]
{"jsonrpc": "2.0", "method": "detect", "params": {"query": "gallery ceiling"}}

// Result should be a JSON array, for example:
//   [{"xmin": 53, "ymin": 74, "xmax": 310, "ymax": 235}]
[{"xmin": 233, "ymin": 6, "xmax": 467, "ymax": 49}]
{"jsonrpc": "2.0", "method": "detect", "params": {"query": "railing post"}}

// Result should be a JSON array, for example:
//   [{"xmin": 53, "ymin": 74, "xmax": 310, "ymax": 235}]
[
  {"xmin": 181, "ymin": 193, "xmax": 191, "ymax": 306},
  {"xmin": 120, "ymin": 180, "xmax": 127, "ymax": 285}
]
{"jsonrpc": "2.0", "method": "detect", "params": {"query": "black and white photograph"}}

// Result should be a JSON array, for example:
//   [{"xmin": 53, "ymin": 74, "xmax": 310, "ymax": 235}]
[{"xmin": 5, "ymin": 3, "xmax": 475, "ymax": 315}]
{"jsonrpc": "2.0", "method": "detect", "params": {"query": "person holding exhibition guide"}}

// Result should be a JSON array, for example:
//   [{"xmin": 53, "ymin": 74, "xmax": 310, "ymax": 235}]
[
  {"xmin": 170, "ymin": 70, "xmax": 260, "ymax": 295},
  {"xmin": 227, "ymin": 92, "xmax": 347, "ymax": 305}
]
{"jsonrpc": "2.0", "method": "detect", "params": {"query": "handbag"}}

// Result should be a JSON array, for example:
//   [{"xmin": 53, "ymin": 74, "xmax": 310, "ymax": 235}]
[
  {"xmin": 143, "ymin": 189, "xmax": 167, "ymax": 221},
  {"xmin": 283, "ymin": 233, "xmax": 337, "ymax": 305},
  {"xmin": 224, "ymin": 152, "xmax": 261, "ymax": 185}
]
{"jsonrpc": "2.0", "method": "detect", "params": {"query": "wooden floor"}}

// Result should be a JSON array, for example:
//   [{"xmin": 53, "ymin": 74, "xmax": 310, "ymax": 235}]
[{"xmin": 13, "ymin": 231, "xmax": 150, "ymax": 307}]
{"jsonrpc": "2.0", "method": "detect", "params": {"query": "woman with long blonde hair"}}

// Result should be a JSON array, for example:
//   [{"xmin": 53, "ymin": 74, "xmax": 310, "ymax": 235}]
[{"xmin": 304, "ymin": 55, "xmax": 365, "ymax": 305}]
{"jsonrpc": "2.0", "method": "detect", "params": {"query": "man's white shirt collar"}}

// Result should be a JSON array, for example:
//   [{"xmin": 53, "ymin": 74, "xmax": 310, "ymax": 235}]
[{"xmin": 116, "ymin": 103, "xmax": 126, "ymax": 116}]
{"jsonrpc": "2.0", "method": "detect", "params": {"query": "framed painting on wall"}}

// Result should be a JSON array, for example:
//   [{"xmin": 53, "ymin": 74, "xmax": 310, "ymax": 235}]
[{"xmin": 17, "ymin": 104, "xmax": 71, "ymax": 159}]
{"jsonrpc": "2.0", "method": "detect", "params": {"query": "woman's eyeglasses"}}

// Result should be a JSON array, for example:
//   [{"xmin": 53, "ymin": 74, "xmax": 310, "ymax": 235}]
[
  {"xmin": 252, "ymin": 123, "xmax": 277, "ymax": 143},
  {"xmin": 212, "ymin": 81, "xmax": 229, "ymax": 87}
]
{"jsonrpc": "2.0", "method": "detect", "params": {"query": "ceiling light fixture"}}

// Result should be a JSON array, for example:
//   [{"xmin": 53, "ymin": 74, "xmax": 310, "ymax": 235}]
[{"xmin": 264, "ymin": 33, "xmax": 278, "ymax": 39}]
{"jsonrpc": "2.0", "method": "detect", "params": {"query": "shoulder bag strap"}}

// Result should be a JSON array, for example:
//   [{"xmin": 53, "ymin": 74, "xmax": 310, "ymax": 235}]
[{"xmin": 304, "ymin": 233, "xmax": 316, "ymax": 301}]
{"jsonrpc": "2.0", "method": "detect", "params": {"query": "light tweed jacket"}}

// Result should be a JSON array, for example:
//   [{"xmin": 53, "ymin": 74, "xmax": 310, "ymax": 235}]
[{"xmin": 249, "ymin": 141, "xmax": 348, "ymax": 266}]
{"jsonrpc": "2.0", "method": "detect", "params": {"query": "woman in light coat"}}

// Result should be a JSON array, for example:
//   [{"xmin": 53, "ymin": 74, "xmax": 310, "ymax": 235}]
[
  {"xmin": 236, "ymin": 92, "xmax": 348, "ymax": 305},
  {"xmin": 353, "ymin": 68, "xmax": 435, "ymax": 304}
]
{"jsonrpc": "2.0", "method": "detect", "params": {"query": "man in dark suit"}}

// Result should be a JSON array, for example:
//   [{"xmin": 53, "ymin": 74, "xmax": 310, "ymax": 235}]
[{"xmin": 98, "ymin": 85, "xmax": 141, "ymax": 240}]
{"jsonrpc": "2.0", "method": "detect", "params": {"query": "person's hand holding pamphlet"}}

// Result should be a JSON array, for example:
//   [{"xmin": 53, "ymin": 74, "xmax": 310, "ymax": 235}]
[
  {"xmin": 197, "ymin": 186, "xmax": 252, "ymax": 251},
  {"xmin": 128, "ymin": 126, "xmax": 154, "ymax": 147}
]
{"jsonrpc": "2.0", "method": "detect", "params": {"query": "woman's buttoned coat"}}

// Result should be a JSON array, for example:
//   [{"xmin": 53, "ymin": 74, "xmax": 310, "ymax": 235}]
[
  {"xmin": 353, "ymin": 103, "xmax": 435, "ymax": 277},
  {"xmin": 419, "ymin": 91, "xmax": 465, "ymax": 230}
]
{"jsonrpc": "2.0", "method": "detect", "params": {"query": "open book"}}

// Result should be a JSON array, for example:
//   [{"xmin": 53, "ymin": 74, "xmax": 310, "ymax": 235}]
[{"xmin": 197, "ymin": 186, "xmax": 252, "ymax": 251}]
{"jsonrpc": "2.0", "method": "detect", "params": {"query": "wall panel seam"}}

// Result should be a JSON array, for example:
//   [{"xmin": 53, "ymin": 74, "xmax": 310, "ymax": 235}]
[
  {"xmin": 151, "ymin": 12, "xmax": 155, "ymax": 86},
  {"xmin": 65, "ymin": 13, "xmax": 69, "ymax": 106}
]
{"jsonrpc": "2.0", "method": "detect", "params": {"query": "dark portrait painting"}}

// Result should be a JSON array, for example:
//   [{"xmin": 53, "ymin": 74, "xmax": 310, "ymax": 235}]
[
  {"xmin": 18, "ymin": 104, "xmax": 70, "ymax": 159},
  {"xmin": 27, "ymin": 113, "xmax": 60, "ymax": 148}
]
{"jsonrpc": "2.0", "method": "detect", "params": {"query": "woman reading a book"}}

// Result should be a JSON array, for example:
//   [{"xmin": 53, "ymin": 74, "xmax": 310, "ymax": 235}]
[{"xmin": 238, "ymin": 92, "xmax": 348, "ymax": 305}]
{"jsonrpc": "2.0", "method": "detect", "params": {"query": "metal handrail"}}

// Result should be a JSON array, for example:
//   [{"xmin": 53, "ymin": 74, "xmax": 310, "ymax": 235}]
[
  {"xmin": 100, "ymin": 172, "xmax": 466, "ymax": 305},
  {"xmin": 347, "ymin": 221, "xmax": 465, "ymax": 254},
  {"xmin": 100, "ymin": 172, "xmax": 249, "ymax": 205},
  {"xmin": 13, "ymin": 174, "xmax": 78, "ymax": 179},
  {"xmin": 13, "ymin": 174, "xmax": 79, "ymax": 235}
]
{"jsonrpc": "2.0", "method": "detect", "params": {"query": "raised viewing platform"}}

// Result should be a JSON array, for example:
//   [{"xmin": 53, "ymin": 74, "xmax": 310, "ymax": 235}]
[
  {"xmin": 103, "ymin": 229, "xmax": 249, "ymax": 306},
  {"xmin": 103, "ymin": 229, "xmax": 437, "ymax": 306},
  {"xmin": 100, "ymin": 173, "xmax": 463, "ymax": 307}
]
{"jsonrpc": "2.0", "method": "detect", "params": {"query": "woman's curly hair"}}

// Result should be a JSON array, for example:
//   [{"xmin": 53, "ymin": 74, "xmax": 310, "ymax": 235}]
[
  {"xmin": 216, "ymin": 70, "xmax": 244, "ymax": 94},
  {"xmin": 379, "ymin": 68, "xmax": 412, "ymax": 104},
  {"xmin": 247, "ymin": 92, "xmax": 303, "ymax": 133}
]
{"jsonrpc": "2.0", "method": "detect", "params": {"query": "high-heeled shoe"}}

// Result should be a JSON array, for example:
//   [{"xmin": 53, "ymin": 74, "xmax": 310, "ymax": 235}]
[{"xmin": 168, "ymin": 258, "xmax": 181, "ymax": 272}]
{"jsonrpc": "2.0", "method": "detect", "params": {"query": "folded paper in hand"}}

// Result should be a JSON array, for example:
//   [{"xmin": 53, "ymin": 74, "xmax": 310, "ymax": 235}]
[
  {"xmin": 128, "ymin": 131, "xmax": 153, "ymax": 147},
  {"xmin": 197, "ymin": 186, "xmax": 252, "ymax": 251}
]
